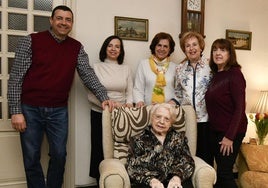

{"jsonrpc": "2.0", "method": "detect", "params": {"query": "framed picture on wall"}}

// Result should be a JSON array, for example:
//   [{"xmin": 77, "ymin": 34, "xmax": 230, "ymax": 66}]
[
  {"xmin": 226, "ymin": 29, "xmax": 252, "ymax": 50},
  {"xmin": 114, "ymin": 16, "xmax": 149, "ymax": 41}
]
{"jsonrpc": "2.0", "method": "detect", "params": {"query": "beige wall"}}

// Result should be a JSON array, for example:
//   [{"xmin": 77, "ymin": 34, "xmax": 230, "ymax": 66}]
[
  {"xmin": 205, "ymin": 0, "xmax": 268, "ymax": 110},
  {"xmin": 70, "ymin": 0, "xmax": 268, "ymax": 186}
]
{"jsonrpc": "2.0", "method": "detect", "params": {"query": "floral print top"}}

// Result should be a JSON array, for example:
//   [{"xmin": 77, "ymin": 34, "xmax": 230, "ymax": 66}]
[
  {"xmin": 175, "ymin": 56, "xmax": 212, "ymax": 122},
  {"xmin": 126, "ymin": 126, "xmax": 194, "ymax": 186}
]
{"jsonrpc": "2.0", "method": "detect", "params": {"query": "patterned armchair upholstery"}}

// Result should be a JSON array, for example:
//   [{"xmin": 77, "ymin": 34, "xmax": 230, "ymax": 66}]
[
  {"xmin": 99, "ymin": 105, "xmax": 216, "ymax": 188},
  {"xmin": 237, "ymin": 143, "xmax": 268, "ymax": 188}
]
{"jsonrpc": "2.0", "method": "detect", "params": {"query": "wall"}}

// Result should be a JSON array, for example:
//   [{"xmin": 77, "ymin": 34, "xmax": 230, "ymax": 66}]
[
  {"xmin": 71, "ymin": 0, "xmax": 268, "ymax": 186},
  {"xmin": 205, "ymin": 0, "xmax": 268, "ymax": 110},
  {"xmin": 204, "ymin": 0, "xmax": 268, "ymax": 144}
]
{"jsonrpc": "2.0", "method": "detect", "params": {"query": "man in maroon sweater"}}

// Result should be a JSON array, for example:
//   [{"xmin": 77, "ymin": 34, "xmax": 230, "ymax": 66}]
[{"xmin": 7, "ymin": 5, "xmax": 113, "ymax": 188}]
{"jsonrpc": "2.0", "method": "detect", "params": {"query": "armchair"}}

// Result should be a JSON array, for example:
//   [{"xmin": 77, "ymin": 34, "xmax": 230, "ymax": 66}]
[{"xmin": 99, "ymin": 105, "xmax": 216, "ymax": 188}]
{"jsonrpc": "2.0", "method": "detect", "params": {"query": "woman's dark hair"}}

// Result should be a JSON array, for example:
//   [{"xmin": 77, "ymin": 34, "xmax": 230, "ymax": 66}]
[
  {"xmin": 51, "ymin": 5, "xmax": 73, "ymax": 19},
  {"xmin": 209, "ymin": 38, "xmax": 241, "ymax": 74},
  {"xmin": 99, "ymin": 35, "xmax": 125, "ymax": 64},
  {"xmin": 149, "ymin": 32, "xmax": 175, "ymax": 56}
]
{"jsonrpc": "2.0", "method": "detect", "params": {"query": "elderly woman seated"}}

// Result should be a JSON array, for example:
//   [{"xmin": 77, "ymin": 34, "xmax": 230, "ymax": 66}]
[{"xmin": 126, "ymin": 103, "xmax": 195, "ymax": 188}]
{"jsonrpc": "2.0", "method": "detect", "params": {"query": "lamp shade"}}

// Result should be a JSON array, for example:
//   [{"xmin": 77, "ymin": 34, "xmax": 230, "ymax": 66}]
[{"xmin": 251, "ymin": 90, "xmax": 268, "ymax": 113}]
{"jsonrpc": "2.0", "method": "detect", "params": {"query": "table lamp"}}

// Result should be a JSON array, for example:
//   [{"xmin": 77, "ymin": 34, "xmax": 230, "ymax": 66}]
[{"xmin": 251, "ymin": 90, "xmax": 268, "ymax": 113}]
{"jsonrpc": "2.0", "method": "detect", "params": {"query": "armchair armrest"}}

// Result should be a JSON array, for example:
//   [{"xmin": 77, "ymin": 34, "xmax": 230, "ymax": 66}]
[
  {"xmin": 102, "ymin": 107, "xmax": 114, "ymax": 159},
  {"xmin": 192, "ymin": 156, "xmax": 216, "ymax": 188},
  {"xmin": 99, "ymin": 159, "xmax": 131, "ymax": 188}
]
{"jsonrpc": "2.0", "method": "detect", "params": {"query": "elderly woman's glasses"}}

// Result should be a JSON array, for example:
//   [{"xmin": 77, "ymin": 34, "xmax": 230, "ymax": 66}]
[{"xmin": 153, "ymin": 114, "xmax": 171, "ymax": 123}]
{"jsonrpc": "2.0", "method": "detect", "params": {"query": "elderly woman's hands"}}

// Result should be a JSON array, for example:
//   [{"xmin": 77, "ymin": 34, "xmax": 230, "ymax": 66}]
[
  {"xmin": 167, "ymin": 176, "xmax": 183, "ymax": 188},
  {"xmin": 149, "ymin": 178, "xmax": 164, "ymax": 188}
]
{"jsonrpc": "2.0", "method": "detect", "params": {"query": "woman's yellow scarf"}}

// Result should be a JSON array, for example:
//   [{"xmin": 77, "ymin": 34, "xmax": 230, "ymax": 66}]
[{"xmin": 149, "ymin": 55, "xmax": 170, "ymax": 103}]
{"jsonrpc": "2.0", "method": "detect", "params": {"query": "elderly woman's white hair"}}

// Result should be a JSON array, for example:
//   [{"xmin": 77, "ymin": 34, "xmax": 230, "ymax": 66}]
[{"xmin": 150, "ymin": 103, "xmax": 177, "ymax": 124}]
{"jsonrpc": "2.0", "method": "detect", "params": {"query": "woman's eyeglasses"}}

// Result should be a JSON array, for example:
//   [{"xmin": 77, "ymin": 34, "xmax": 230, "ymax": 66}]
[{"xmin": 153, "ymin": 114, "xmax": 171, "ymax": 123}]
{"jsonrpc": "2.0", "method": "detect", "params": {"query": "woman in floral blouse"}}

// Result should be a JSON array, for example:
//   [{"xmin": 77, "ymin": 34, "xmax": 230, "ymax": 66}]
[
  {"xmin": 126, "ymin": 103, "xmax": 194, "ymax": 188},
  {"xmin": 171, "ymin": 31, "xmax": 213, "ymax": 166}
]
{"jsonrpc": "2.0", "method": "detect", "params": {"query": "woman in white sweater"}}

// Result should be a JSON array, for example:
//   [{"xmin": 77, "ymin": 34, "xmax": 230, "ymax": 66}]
[
  {"xmin": 133, "ymin": 32, "xmax": 176, "ymax": 107},
  {"xmin": 88, "ymin": 35, "xmax": 133, "ymax": 184}
]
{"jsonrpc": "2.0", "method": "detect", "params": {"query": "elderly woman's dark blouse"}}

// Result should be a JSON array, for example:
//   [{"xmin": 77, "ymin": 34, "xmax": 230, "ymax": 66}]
[{"xmin": 126, "ymin": 126, "xmax": 195, "ymax": 186}]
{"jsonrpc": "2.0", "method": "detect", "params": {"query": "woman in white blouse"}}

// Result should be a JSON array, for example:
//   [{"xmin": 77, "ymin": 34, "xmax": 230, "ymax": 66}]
[
  {"xmin": 88, "ymin": 35, "xmax": 133, "ymax": 184},
  {"xmin": 133, "ymin": 32, "xmax": 176, "ymax": 107}
]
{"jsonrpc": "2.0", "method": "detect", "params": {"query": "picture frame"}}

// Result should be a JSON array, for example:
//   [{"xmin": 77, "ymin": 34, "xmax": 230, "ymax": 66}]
[
  {"xmin": 226, "ymin": 29, "xmax": 252, "ymax": 50},
  {"xmin": 114, "ymin": 16, "xmax": 149, "ymax": 41}
]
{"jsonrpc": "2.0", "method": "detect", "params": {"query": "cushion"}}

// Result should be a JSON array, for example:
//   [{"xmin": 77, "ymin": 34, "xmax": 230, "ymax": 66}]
[
  {"xmin": 111, "ymin": 105, "xmax": 185, "ymax": 163},
  {"xmin": 240, "ymin": 144, "xmax": 268, "ymax": 172},
  {"xmin": 240, "ymin": 171, "xmax": 268, "ymax": 188}
]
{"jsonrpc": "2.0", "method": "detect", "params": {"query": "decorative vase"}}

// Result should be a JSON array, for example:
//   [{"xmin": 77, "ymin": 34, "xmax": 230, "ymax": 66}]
[
  {"xmin": 256, "ymin": 125, "xmax": 268, "ymax": 145},
  {"xmin": 258, "ymin": 135, "xmax": 266, "ymax": 145},
  {"xmin": 249, "ymin": 113, "xmax": 268, "ymax": 145}
]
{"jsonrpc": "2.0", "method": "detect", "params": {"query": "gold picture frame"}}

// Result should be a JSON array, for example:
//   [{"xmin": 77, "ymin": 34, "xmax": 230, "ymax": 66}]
[
  {"xmin": 226, "ymin": 29, "xmax": 252, "ymax": 50},
  {"xmin": 114, "ymin": 16, "xmax": 149, "ymax": 41}
]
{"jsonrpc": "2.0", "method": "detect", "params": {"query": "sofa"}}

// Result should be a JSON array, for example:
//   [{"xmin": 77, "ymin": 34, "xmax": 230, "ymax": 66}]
[{"xmin": 99, "ymin": 105, "xmax": 216, "ymax": 188}]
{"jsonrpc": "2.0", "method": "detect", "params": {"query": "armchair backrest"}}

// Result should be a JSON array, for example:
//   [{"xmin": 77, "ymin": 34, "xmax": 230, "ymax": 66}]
[{"xmin": 102, "ymin": 105, "xmax": 197, "ymax": 164}]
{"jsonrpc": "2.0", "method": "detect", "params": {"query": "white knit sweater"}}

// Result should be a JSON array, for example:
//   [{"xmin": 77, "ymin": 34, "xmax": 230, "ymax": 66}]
[{"xmin": 88, "ymin": 59, "xmax": 133, "ymax": 112}]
